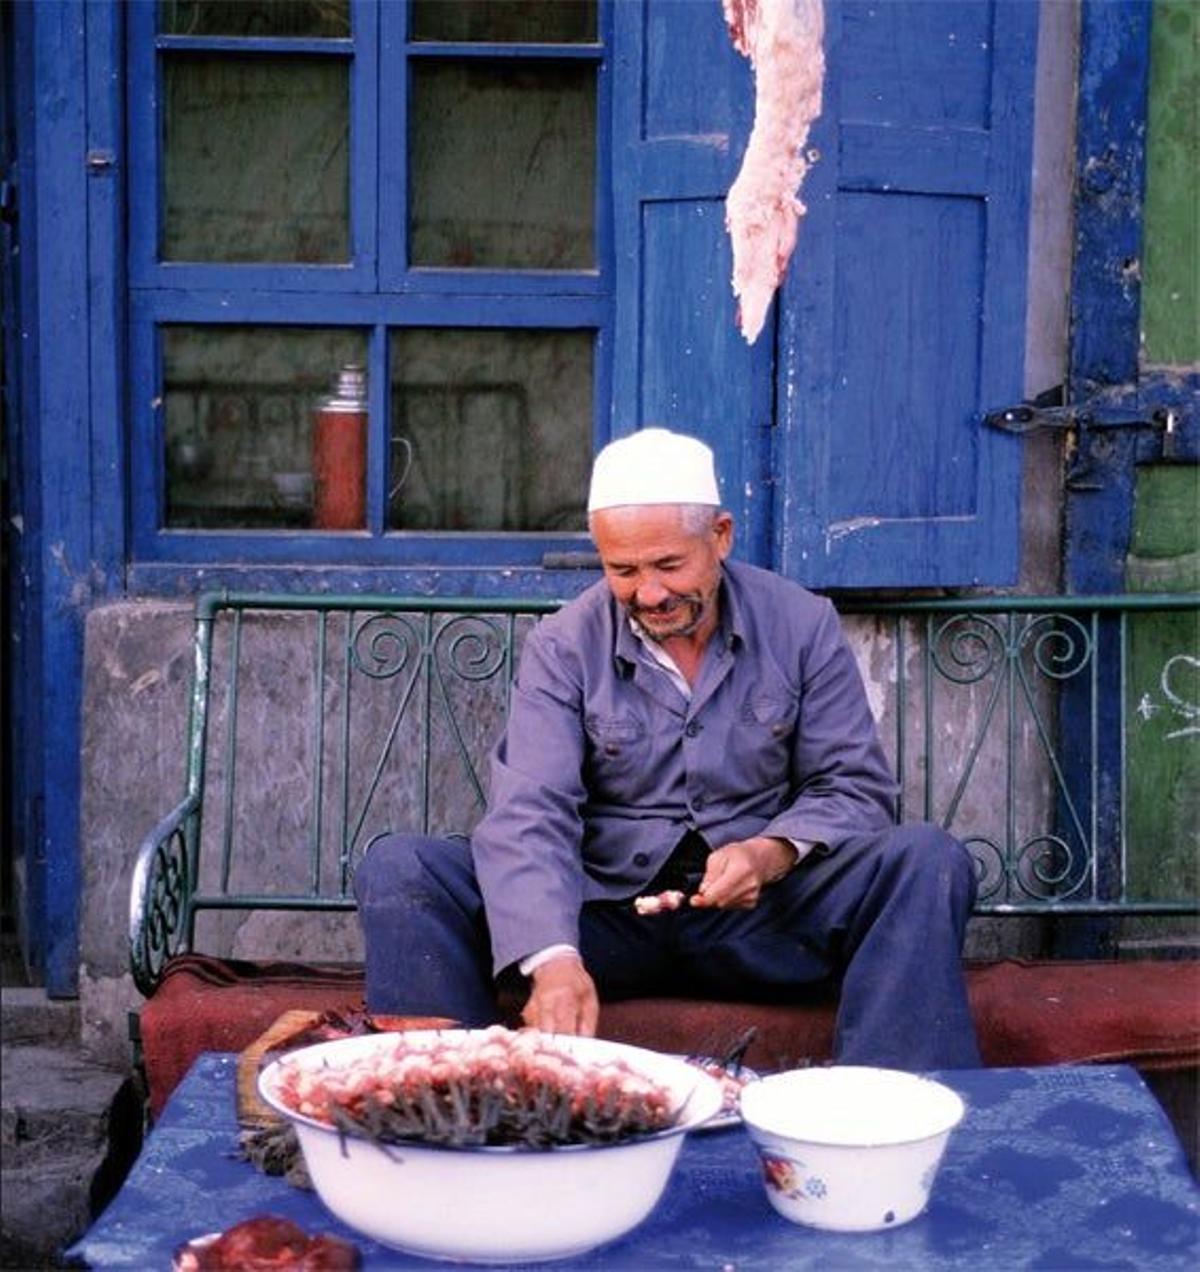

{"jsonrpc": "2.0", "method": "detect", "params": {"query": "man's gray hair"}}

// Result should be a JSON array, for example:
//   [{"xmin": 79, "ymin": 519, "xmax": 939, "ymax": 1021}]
[{"xmin": 677, "ymin": 503, "xmax": 723, "ymax": 534}]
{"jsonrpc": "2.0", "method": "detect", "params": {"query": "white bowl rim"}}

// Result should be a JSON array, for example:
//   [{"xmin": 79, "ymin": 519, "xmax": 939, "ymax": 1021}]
[
  {"xmin": 257, "ymin": 1028, "xmax": 723, "ymax": 1154},
  {"xmin": 738, "ymin": 1065, "xmax": 966, "ymax": 1149}
]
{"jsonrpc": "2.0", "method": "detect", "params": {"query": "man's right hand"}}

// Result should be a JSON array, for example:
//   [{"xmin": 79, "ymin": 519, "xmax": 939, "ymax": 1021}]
[{"xmin": 522, "ymin": 953, "xmax": 599, "ymax": 1036}]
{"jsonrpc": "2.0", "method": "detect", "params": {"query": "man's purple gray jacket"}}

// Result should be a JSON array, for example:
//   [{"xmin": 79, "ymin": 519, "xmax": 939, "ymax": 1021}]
[{"xmin": 470, "ymin": 559, "xmax": 898, "ymax": 976}]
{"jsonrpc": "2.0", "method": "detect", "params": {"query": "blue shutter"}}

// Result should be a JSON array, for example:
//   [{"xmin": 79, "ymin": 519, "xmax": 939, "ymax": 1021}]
[
  {"xmin": 611, "ymin": 0, "xmax": 775, "ymax": 564},
  {"xmin": 777, "ymin": 0, "xmax": 1038, "ymax": 587}
]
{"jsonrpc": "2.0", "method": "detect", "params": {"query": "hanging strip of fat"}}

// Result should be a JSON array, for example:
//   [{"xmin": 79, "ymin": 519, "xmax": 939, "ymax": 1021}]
[{"xmin": 723, "ymin": 0, "xmax": 825, "ymax": 345}]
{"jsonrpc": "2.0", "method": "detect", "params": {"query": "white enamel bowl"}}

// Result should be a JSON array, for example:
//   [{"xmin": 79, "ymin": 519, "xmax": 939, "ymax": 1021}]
[
  {"xmin": 738, "ymin": 1066, "xmax": 966, "ymax": 1232},
  {"xmin": 258, "ymin": 1030, "xmax": 723, "ymax": 1264}
]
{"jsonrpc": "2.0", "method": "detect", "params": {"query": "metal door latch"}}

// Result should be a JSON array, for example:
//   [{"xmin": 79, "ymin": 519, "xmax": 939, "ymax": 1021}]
[
  {"xmin": 984, "ymin": 387, "xmax": 1181, "ymax": 490},
  {"xmin": 984, "ymin": 397, "xmax": 1173, "ymax": 439}
]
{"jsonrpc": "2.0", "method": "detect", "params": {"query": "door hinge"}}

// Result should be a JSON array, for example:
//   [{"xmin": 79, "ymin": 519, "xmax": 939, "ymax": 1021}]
[{"xmin": 983, "ymin": 386, "xmax": 1180, "ymax": 491}]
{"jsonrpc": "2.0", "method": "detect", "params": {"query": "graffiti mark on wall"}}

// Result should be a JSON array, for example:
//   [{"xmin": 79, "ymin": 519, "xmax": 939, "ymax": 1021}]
[{"xmin": 1136, "ymin": 654, "xmax": 1200, "ymax": 740}]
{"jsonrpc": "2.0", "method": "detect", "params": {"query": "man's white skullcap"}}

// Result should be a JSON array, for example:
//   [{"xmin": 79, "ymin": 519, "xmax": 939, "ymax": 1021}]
[{"xmin": 587, "ymin": 428, "xmax": 721, "ymax": 513}]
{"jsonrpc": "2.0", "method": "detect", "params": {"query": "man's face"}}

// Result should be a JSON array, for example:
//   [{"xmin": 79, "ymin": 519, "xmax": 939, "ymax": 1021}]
[{"xmin": 590, "ymin": 505, "xmax": 734, "ymax": 643}]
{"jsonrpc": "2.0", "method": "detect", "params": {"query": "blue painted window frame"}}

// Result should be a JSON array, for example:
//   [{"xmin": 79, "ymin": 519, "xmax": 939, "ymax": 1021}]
[{"xmin": 125, "ymin": 0, "xmax": 612, "ymax": 587}]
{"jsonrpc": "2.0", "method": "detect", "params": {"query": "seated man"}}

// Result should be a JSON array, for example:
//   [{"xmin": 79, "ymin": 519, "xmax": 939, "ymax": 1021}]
[{"xmin": 356, "ymin": 428, "xmax": 980, "ymax": 1068}]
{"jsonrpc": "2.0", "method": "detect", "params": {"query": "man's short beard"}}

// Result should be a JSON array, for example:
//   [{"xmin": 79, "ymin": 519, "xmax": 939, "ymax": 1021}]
[{"xmin": 628, "ymin": 593, "xmax": 706, "ymax": 641}]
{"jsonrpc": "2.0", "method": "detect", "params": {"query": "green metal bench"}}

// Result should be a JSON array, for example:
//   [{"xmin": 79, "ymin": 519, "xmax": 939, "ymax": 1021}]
[{"xmin": 127, "ymin": 590, "xmax": 1200, "ymax": 1131}]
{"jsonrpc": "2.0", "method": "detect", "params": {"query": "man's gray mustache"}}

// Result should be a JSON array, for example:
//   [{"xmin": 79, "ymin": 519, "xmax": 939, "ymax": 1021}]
[{"xmin": 630, "ymin": 595, "xmax": 702, "ymax": 617}]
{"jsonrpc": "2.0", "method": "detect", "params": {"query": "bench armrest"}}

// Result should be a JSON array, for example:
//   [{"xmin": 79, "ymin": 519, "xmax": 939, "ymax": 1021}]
[{"xmin": 129, "ymin": 792, "xmax": 202, "ymax": 997}]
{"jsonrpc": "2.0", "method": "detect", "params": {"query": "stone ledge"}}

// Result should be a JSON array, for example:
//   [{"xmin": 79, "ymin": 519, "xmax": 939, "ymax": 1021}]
[
  {"xmin": 0, "ymin": 1045, "xmax": 127, "ymax": 1147},
  {"xmin": 0, "ymin": 1043, "xmax": 142, "ymax": 1265},
  {"xmin": 0, "ymin": 989, "xmax": 80, "ymax": 1047}
]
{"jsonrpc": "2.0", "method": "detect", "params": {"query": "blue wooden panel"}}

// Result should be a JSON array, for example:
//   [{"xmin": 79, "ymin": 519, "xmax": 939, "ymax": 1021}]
[
  {"xmin": 637, "ymin": 199, "xmax": 773, "ymax": 552},
  {"xmin": 642, "ymin": 0, "xmax": 753, "ymax": 141},
  {"xmin": 132, "ymin": 290, "xmax": 608, "ymax": 326},
  {"xmin": 4, "ymin": 0, "xmax": 46, "ymax": 980},
  {"xmin": 829, "ymin": 191, "xmax": 984, "ymax": 521},
  {"xmin": 126, "ymin": 0, "xmax": 160, "ymax": 281},
  {"xmin": 1069, "ymin": 0, "xmax": 1151, "ymax": 395},
  {"xmin": 86, "ymin": 0, "xmax": 128, "ymax": 594},
  {"xmin": 839, "ymin": 0, "xmax": 992, "ymax": 128},
  {"xmin": 376, "ymin": 0, "xmax": 409, "ymax": 287},
  {"xmin": 612, "ymin": 0, "xmax": 772, "ymax": 564},
  {"xmin": 352, "ymin": 0, "xmax": 379, "ymax": 286},
  {"xmin": 406, "ymin": 43, "xmax": 603, "ymax": 61},
  {"xmin": 1064, "ymin": 0, "xmax": 1157, "ymax": 598},
  {"xmin": 127, "ymin": 562, "xmax": 596, "ymax": 600},
  {"xmin": 30, "ymin": 0, "xmax": 93, "ymax": 994},
  {"xmin": 777, "ymin": 0, "xmax": 1037, "ymax": 586},
  {"xmin": 155, "ymin": 36, "xmax": 356, "ymax": 56},
  {"xmin": 592, "ymin": 2, "xmax": 615, "ymax": 438},
  {"xmin": 839, "ymin": 123, "xmax": 991, "ymax": 194},
  {"xmin": 365, "ymin": 324, "xmax": 388, "ymax": 536}
]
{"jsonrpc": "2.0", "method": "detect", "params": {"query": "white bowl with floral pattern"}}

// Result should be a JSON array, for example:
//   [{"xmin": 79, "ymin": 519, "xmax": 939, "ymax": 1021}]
[{"xmin": 739, "ymin": 1066, "xmax": 966, "ymax": 1232}]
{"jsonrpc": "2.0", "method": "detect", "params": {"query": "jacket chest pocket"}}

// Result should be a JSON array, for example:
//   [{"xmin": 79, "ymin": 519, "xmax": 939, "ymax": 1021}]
[
  {"xmin": 733, "ymin": 692, "xmax": 799, "ymax": 782},
  {"xmin": 584, "ymin": 713, "xmax": 648, "ymax": 787},
  {"xmin": 739, "ymin": 692, "xmax": 799, "ymax": 734}
]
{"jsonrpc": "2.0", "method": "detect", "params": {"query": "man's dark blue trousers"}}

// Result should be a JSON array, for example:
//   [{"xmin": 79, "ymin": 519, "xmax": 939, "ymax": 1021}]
[{"xmin": 353, "ymin": 822, "xmax": 982, "ymax": 1070}]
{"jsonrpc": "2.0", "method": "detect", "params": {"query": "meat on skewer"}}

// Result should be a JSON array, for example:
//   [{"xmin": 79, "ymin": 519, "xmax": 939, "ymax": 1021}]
[{"xmin": 633, "ymin": 889, "xmax": 688, "ymax": 916}]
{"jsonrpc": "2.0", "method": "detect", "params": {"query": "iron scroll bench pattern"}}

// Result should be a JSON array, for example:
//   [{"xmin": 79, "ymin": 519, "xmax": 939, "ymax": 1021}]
[{"xmin": 130, "ymin": 591, "xmax": 1199, "ymax": 997}]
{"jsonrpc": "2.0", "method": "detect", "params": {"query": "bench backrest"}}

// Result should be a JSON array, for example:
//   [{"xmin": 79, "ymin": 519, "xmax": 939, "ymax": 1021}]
[{"xmin": 130, "ymin": 590, "xmax": 1199, "ymax": 994}]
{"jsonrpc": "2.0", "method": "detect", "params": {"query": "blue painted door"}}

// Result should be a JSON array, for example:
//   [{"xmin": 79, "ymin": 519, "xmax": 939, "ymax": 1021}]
[{"xmin": 614, "ymin": 0, "xmax": 1039, "ymax": 588}]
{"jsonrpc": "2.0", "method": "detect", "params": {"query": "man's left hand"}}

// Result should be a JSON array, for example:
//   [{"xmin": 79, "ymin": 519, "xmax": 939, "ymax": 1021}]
[{"xmin": 689, "ymin": 836, "xmax": 795, "ymax": 910}]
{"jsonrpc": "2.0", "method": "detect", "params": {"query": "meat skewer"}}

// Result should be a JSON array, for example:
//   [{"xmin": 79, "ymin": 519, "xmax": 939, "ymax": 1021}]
[
  {"xmin": 633, "ymin": 889, "xmax": 687, "ymax": 916},
  {"xmin": 633, "ymin": 868, "xmax": 706, "ymax": 916}
]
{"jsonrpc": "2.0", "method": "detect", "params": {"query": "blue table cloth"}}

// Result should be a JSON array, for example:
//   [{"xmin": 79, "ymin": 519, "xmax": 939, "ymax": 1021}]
[{"xmin": 72, "ymin": 1058, "xmax": 1199, "ymax": 1270}]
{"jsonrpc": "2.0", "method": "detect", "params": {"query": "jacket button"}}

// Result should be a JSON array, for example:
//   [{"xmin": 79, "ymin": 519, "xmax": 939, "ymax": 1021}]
[
  {"xmin": 692, "ymin": 796, "xmax": 706, "ymax": 811},
  {"xmin": 685, "ymin": 721, "xmax": 701, "ymax": 738},
  {"xmin": 633, "ymin": 852, "xmax": 649, "ymax": 867}
]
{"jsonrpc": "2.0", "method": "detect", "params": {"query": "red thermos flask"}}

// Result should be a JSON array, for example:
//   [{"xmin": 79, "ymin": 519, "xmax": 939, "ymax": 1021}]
[{"xmin": 312, "ymin": 364, "xmax": 367, "ymax": 530}]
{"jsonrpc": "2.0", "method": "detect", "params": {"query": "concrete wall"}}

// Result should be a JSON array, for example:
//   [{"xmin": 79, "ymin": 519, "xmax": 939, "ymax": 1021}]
[{"xmin": 79, "ymin": 604, "xmax": 192, "ymax": 1065}]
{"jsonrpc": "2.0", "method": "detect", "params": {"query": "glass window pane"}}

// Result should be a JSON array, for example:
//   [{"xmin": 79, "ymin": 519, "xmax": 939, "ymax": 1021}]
[
  {"xmin": 389, "ymin": 329, "xmax": 592, "ymax": 532},
  {"xmin": 409, "ymin": 60, "xmax": 595, "ymax": 269},
  {"xmin": 163, "ymin": 326, "xmax": 367, "ymax": 530},
  {"xmin": 160, "ymin": 1, "xmax": 350, "ymax": 39},
  {"xmin": 163, "ymin": 55, "xmax": 349, "ymax": 263},
  {"xmin": 410, "ymin": 0, "xmax": 596, "ymax": 44}
]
